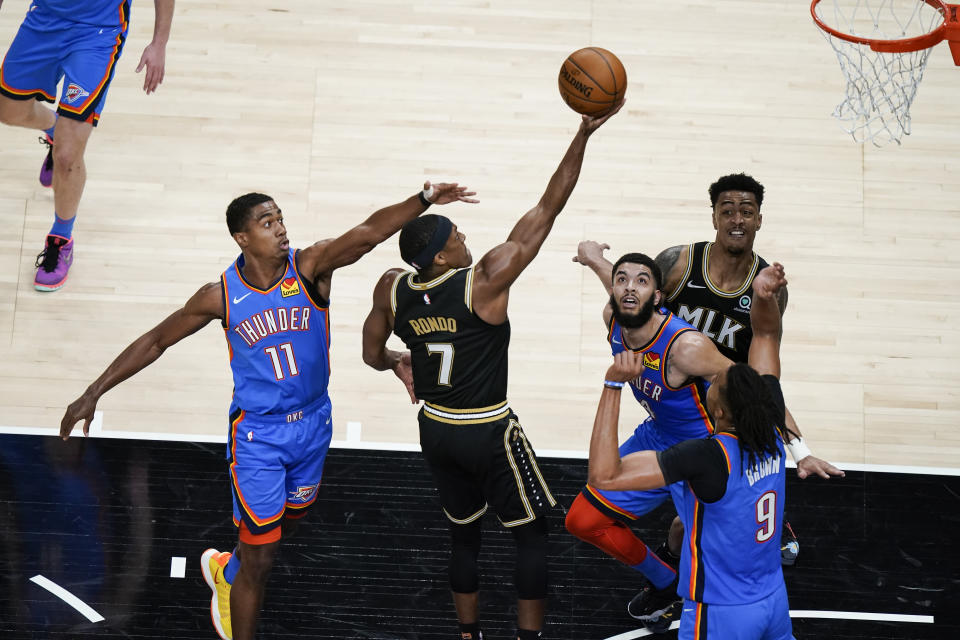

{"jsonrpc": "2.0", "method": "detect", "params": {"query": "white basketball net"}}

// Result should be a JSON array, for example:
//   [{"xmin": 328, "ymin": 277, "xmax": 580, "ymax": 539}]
[{"xmin": 814, "ymin": 0, "xmax": 945, "ymax": 145}]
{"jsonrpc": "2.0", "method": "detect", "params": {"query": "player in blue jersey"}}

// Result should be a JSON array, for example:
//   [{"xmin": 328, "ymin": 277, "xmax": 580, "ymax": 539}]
[
  {"xmin": 588, "ymin": 263, "xmax": 840, "ymax": 638},
  {"xmin": 0, "ymin": 0, "xmax": 173, "ymax": 291},
  {"xmin": 565, "ymin": 252, "xmax": 739, "ymax": 630},
  {"xmin": 59, "ymin": 182, "xmax": 477, "ymax": 640}
]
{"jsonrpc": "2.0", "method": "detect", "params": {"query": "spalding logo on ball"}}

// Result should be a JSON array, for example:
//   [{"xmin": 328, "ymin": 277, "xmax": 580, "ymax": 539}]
[{"xmin": 558, "ymin": 47, "xmax": 627, "ymax": 116}]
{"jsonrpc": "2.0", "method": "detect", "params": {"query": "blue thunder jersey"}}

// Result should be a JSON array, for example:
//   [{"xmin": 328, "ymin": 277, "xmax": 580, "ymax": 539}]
[
  {"xmin": 221, "ymin": 250, "xmax": 331, "ymax": 416},
  {"xmin": 31, "ymin": 0, "xmax": 132, "ymax": 28},
  {"xmin": 608, "ymin": 311, "xmax": 713, "ymax": 443},
  {"xmin": 672, "ymin": 432, "xmax": 786, "ymax": 605}
]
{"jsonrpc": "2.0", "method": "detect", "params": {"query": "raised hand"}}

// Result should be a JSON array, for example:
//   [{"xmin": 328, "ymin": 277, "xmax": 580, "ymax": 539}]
[
  {"xmin": 573, "ymin": 240, "xmax": 610, "ymax": 267},
  {"xmin": 753, "ymin": 262, "xmax": 787, "ymax": 300},
  {"xmin": 581, "ymin": 97, "xmax": 625, "ymax": 135},
  {"xmin": 424, "ymin": 181, "xmax": 479, "ymax": 205}
]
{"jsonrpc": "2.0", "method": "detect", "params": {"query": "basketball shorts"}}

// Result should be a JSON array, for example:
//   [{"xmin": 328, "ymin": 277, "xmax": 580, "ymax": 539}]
[
  {"xmin": 227, "ymin": 395, "xmax": 333, "ymax": 544},
  {"xmin": 418, "ymin": 402, "xmax": 556, "ymax": 528},
  {"xmin": 0, "ymin": 6, "xmax": 128, "ymax": 125},
  {"xmin": 680, "ymin": 582, "xmax": 794, "ymax": 640},
  {"xmin": 581, "ymin": 418, "xmax": 680, "ymax": 522}
]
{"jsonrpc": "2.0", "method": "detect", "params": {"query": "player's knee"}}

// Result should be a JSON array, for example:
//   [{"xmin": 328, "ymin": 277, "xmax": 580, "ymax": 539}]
[
  {"xmin": 52, "ymin": 138, "xmax": 84, "ymax": 170},
  {"xmin": 565, "ymin": 493, "xmax": 608, "ymax": 540},
  {"xmin": 511, "ymin": 518, "xmax": 548, "ymax": 600},
  {"xmin": 0, "ymin": 97, "xmax": 27, "ymax": 126},
  {"xmin": 448, "ymin": 520, "xmax": 482, "ymax": 593}
]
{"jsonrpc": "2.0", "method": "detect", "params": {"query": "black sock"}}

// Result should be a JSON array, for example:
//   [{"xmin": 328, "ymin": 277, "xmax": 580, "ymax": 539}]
[
  {"xmin": 459, "ymin": 622, "xmax": 482, "ymax": 639},
  {"xmin": 517, "ymin": 629, "xmax": 542, "ymax": 640}
]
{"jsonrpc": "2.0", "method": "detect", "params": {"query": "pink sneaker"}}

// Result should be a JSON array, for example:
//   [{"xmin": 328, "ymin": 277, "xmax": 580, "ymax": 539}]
[
  {"xmin": 34, "ymin": 234, "xmax": 73, "ymax": 292},
  {"xmin": 39, "ymin": 133, "xmax": 53, "ymax": 188}
]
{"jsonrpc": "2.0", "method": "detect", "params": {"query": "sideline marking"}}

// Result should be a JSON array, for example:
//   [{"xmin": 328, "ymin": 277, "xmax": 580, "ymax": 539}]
[
  {"xmin": 0, "ymin": 421, "xmax": 957, "ymax": 476},
  {"xmin": 29, "ymin": 575, "xmax": 105, "ymax": 623},
  {"xmin": 170, "ymin": 556, "xmax": 186, "ymax": 578},
  {"xmin": 600, "ymin": 611, "xmax": 934, "ymax": 639},
  {"xmin": 346, "ymin": 421, "xmax": 362, "ymax": 443}
]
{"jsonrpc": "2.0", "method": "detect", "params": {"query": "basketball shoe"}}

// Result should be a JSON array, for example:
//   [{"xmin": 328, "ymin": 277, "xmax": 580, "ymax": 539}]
[
  {"xmin": 201, "ymin": 548, "xmax": 233, "ymax": 640},
  {"xmin": 628, "ymin": 575, "xmax": 682, "ymax": 634},
  {"xmin": 39, "ymin": 134, "xmax": 53, "ymax": 187},
  {"xmin": 627, "ymin": 542, "xmax": 680, "ymax": 620},
  {"xmin": 781, "ymin": 521, "xmax": 800, "ymax": 566},
  {"xmin": 34, "ymin": 234, "xmax": 73, "ymax": 292}
]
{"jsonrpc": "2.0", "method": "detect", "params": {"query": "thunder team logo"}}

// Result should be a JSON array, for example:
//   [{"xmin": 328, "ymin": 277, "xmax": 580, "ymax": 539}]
[
  {"xmin": 64, "ymin": 83, "xmax": 90, "ymax": 104},
  {"xmin": 289, "ymin": 483, "xmax": 319, "ymax": 501},
  {"xmin": 280, "ymin": 277, "xmax": 300, "ymax": 298}
]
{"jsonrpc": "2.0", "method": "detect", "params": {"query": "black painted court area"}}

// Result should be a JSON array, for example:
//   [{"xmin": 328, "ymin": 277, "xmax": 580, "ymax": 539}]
[{"xmin": 0, "ymin": 434, "xmax": 956, "ymax": 639}]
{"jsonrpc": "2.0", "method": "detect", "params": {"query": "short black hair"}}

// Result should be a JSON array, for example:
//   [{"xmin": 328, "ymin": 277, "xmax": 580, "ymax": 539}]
[
  {"xmin": 611, "ymin": 252, "xmax": 662, "ymax": 291},
  {"xmin": 226, "ymin": 193, "xmax": 274, "ymax": 235},
  {"xmin": 708, "ymin": 173, "xmax": 764, "ymax": 208},
  {"xmin": 399, "ymin": 214, "xmax": 444, "ymax": 270}
]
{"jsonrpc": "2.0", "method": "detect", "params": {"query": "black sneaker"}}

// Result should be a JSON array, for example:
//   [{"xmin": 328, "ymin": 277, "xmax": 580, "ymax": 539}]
[
  {"xmin": 627, "ymin": 577, "xmax": 681, "ymax": 633},
  {"xmin": 781, "ymin": 521, "xmax": 799, "ymax": 566},
  {"xmin": 627, "ymin": 542, "xmax": 680, "ymax": 617}
]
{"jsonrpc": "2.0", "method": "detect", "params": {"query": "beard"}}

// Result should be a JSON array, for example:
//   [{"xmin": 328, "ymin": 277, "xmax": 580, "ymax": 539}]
[{"xmin": 610, "ymin": 290, "xmax": 658, "ymax": 328}]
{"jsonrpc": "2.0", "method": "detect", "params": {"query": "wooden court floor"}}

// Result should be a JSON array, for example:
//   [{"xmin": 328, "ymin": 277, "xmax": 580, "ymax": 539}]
[{"xmin": 1, "ymin": 1, "xmax": 959, "ymax": 469}]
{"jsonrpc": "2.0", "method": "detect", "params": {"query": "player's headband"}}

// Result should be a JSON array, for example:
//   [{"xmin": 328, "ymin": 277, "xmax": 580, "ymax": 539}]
[{"xmin": 408, "ymin": 216, "xmax": 453, "ymax": 271}]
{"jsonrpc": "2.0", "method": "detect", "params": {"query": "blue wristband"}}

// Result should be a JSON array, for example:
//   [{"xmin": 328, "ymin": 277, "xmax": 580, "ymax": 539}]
[{"xmin": 604, "ymin": 380, "xmax": 625, "ymax": 389}]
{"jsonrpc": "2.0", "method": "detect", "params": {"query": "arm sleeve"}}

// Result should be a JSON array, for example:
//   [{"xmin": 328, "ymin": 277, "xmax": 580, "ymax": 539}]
[
  {"xmin": 656, "ymin": 438, "xmax": 730, "ymax": 504},
  {"xmin": 762, "ymin": 374, "xmax": 786, "ymax": 426}
]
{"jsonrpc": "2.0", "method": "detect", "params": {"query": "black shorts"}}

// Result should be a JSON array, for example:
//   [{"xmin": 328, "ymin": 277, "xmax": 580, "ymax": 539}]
[{"xmin": 418, "ymin": 403, "xmax": 557, "ymax": 527}]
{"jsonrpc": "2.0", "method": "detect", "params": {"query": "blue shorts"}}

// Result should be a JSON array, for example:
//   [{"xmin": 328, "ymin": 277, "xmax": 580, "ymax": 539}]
[
  {"xmin": 227, "ymin": 395, "xmax": 333, "ymax": 544},
  {"xmin": 680, "ymin": 582, "xmax": 794, "ymax": 640},
  {"xmin": 584, "ymin": 419, "xmax": 677, "ymax": 521},
  {"xmin": 0, "ymin": 5, "xmax": 129, "ymax": 125}
]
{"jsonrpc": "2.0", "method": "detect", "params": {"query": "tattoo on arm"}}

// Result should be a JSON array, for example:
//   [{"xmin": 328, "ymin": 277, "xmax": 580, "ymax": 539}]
[{"xmin": 655, "ymin": 245, "xmax": 683, "ymax": 291}]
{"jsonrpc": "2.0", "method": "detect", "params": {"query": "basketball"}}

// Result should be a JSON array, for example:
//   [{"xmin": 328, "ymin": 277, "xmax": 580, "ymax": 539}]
[{"xmin": 558, "ymin": 47, "xmax": 627, "ymax": 116}]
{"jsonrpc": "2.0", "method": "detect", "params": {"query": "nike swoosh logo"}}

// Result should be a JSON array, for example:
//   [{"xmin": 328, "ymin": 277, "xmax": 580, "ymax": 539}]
[
  {"xmin": 233, "ymin": 292, "xmax": 253, "ymax": 304},
  {"xmin": 612, "ymin": 337, "xmax": 621, "ymax": 344},
  {"xmin": 687, "ymin": 282, "xmax": 706, "ymax": 289}
]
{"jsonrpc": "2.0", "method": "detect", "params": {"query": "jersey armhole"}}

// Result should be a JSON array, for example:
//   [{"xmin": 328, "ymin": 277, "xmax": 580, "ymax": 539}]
[
  {"xmin": 464, "ymin": 266, "xmax": 475, "ymax": 313},
  {"xmin": 219, "ymin": 274, "xmax": 229, "ymax": 329},
  {"xmin": 390, "ymin": 271, "xmax": 408, "ymax": 316},
  {"xmin": 293, "ymin": 249, "xmax": 330, "ymax": 309},
  {"xmin": 661, "ymin": 327, "xmax": 697, "ymax": 391},
  {"xmin": 665, "ymin": 243, "xmax": 695, "ymax": 302}
]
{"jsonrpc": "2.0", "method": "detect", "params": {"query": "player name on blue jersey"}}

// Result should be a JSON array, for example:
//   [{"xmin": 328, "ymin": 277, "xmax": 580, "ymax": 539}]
[
  {"xmin": 746, "ymin": 454, "xmax": 782, "ymax": 487},
  {"xmin": 232, "ymin": 307, "xmax": 314, "ymax": 347}
]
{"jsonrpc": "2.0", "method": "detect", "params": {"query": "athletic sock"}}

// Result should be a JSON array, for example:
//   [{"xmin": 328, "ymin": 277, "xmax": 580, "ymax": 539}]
[
  {"xmin": 458, "ymin": 622, "xmax": 482, "ymax": 639},
  {"xmin": 633, "ymin": 550, "xmax": 677, "ymax": 590},
  {"xmin": 49, "ymin": 214, "xmax": 75, "ymax": 240},
  {"xmin": 44, "ymin": 114, "xmax": 57, "ymax": 140},
  {"xmin": 223, "ymin": 547, "xmax": 241, "ymax": 585}
]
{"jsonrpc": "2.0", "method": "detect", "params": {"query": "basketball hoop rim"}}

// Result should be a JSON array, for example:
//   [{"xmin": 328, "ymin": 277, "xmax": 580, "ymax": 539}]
[{"xmin": 810, "ymin": 0, "xmax": 959, "ymax": 53}]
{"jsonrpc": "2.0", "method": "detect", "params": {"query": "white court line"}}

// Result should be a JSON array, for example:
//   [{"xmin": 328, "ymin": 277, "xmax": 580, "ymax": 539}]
[
  {"xmin": 345, "ymin": 421, "xmax": 362, "ymax": 443},
  {"xmin": 601, "ymin": 610, "xmax": 934, "ymax": 639},
  {"xmin": 29, "ymin": 575, "xmax": 104, "ymax": 623},
  {"xmin": 0, "ymin": 421, "xmax": 958, "ymax": 476},
  {"xmin": 170, "ymin": 556, "xmax": 186, "ymax": 578},
  {"xmin": 789, "ymin": 610, "xmax": 934, "ymax": 623}
]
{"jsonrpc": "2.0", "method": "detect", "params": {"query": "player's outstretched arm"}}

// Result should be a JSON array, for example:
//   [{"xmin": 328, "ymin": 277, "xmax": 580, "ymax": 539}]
[
  {"xmin": 471, "ymin": 104, "xmax": 622, "ymax": 322},
  {"xmin": 299, "ymin": 181, "xmax": 477, "ymax": 285},
  {"xmin": 361, "ymin": 269, "xmax": 416, "ymax": 403},
  {"xmin": 573, "ymin": 240, "xmax": 614, "ymax": 294},
  {"xmin": 136, "ymin": 0, "xmax": 174, "ymax": 94},
  {"xmin": 747, "ymin": 263, "xmax": 786, "ymax": 379},
  {"xmin": 60, "ymin": 282, "xmax": 222, "ymax": 439},
  {"xmin": 588, "ymin": 351, "xmax": 666, "ymax": 492}
]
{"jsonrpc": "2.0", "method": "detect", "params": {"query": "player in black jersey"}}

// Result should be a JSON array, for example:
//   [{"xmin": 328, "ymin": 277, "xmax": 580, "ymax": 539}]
[
  {"xmin": 573, "ymin": 173, "xmax": 842, "ymax": 580},
  {"xmin": 362, "ymin": 101, "xmax": 622, "ymax": 640}
]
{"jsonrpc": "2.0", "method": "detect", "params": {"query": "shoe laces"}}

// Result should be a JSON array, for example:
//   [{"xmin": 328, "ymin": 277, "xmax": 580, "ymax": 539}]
[
  {"xmin": 35, "ymin": 236, "xmax": 63, "ymax": 273},
  {"xmin": 39, "ymin": 135, "xmax": 53, "ymax": 169}
]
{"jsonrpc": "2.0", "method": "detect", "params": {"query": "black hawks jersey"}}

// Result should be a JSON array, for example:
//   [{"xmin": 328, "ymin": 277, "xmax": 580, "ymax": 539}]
[
  {"xmin": 664, "ymin": 241, "xmax": 769, "ymax": 363},
  {"xmin": 392, "ymin": 267, "xmax": 510, "ymax": 410}
]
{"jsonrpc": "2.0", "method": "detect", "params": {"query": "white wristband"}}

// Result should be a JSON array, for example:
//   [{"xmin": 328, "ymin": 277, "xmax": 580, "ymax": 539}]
[
  {"xmin": 786, "ymin": 437, "xmax": 812, "ymax": 462},
  {"xmin": 422, "ymin": 185, "xmax": 435, "ymax": 202}
]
